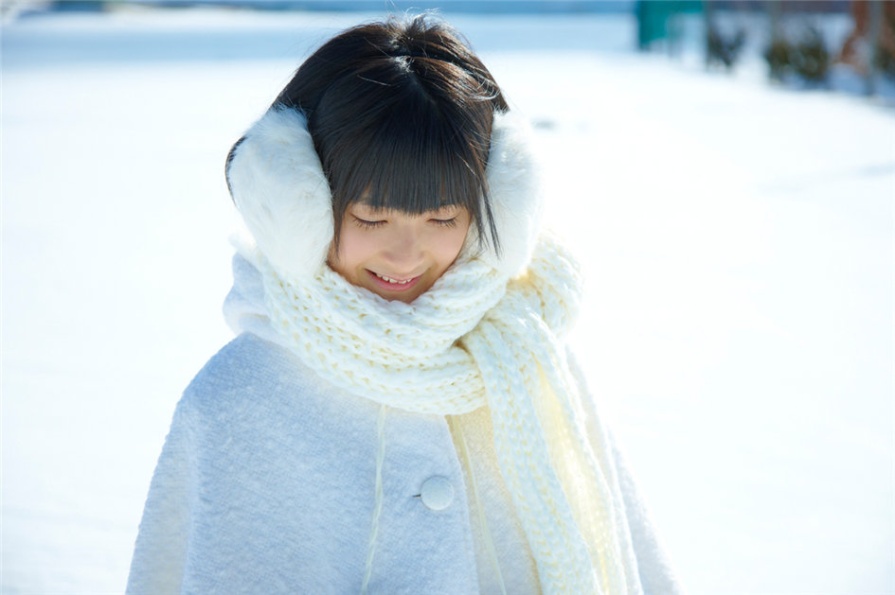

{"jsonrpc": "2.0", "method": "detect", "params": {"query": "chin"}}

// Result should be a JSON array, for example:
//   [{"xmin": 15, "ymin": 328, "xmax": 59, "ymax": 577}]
[{"xmin": 372, "ymin": 285, "xmax": 427, "ymax": 304}]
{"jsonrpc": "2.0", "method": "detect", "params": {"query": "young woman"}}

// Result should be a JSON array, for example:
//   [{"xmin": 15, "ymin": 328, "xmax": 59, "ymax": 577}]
[{"xmin": 127, "ymin": 15, "xmax": 681, "ymax": 595}]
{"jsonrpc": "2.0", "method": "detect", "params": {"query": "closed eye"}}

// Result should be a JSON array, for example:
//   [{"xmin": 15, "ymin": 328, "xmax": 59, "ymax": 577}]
[
  {"xmin": 431, "ymin": 217, "xmax": 458, "ymax": 228},
  {"xmin": 352, "ymin": 215, "xmax": 387, "ymax": 229}
]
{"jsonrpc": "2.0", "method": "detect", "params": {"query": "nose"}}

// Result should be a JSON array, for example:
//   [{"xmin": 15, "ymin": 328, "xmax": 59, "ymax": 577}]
[{"xmin": 382, "ymin": 223, "xmax": 425, "ymax": 273}]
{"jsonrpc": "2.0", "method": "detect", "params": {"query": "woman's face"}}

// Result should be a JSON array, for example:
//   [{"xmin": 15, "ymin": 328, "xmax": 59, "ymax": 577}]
[{"xmin": 327, "ymin": 203, "xmax": 471, "ymax": 303}]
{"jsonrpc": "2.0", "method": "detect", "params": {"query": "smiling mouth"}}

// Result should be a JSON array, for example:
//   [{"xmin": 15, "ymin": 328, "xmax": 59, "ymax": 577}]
[
  {"xmin": 373, "ymin": 272, "xmax": 415, "ymax": 285},
  {"xmin": 367, "ymin": 270, "xmax": 422, "ymax": 292}
]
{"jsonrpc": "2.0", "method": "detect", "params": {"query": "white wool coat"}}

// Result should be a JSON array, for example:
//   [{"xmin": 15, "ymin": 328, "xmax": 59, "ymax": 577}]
[{"xmin": 126, "ymin": 257, "xmax": 682, "ymax": 594}]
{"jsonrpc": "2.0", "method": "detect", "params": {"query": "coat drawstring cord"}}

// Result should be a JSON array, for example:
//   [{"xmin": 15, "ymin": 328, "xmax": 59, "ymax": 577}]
[{"xmin": 361, "ymin": 404, "xmax": 388, "ymax": 594}]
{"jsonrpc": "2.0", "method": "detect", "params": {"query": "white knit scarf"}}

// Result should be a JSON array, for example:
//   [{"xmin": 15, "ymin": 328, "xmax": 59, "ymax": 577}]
[
  {"xmin": 226, "ymin": 107, "xmax": 643, "ymax": 594},
  {"xmin": 230, "ymin": 234, "xmax": 639, "ymax": 595}
]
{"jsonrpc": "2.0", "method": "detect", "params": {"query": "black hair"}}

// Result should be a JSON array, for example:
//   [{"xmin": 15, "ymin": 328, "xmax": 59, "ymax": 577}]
[{"xmin": 231, "ymin": 14, "xmax": 509, "ymax": 253}]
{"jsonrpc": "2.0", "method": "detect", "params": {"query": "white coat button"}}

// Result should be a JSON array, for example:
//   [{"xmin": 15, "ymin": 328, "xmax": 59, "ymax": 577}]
[{"xmin": 420, "ymin": 476, "xmax": 454, "ymax": 511}]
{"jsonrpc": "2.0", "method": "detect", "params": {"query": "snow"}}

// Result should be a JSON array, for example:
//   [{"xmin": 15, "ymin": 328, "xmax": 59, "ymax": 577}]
[{"xmin": 2, "ymin": 7, "xmax": 893, "ymax": 594}]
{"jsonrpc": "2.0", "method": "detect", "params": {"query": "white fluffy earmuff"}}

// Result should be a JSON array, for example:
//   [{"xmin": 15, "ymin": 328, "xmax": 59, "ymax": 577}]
[
  {"xmin": 226, "ymin": 108, "xmax": 333, "ymax": 281},
  {"xmin": 477, "ymin": 110, "xmax": 544, "ymax": 277},
  {"xmin": 226, "ymin": 107, "xmax": 544, "ymax": 280}
]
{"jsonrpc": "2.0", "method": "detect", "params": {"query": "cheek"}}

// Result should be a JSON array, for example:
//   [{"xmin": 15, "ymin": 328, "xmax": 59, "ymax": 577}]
[
  {"xmin": 333, "ymin": 226, "xmax": 376, "ymax": 269},
  {"xmin": 433, "ymin": 224, "xmax": 471, "ymax": 266},
  {"xmin": 328, "ymin": 226, "xmax": 376, "ymax": 286}
]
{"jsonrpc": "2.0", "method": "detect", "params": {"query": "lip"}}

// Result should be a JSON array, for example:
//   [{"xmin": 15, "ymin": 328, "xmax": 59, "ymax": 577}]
[{"xmin": 366, "ymin": 270, "xmax": 423, "ymax": 293}]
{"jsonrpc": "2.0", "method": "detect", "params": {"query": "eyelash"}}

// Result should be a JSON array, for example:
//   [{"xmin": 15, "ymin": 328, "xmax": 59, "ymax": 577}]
[
  {"xmin": 351, "ymin": 216, "xmax": 386, "ymax": 229},
  {"xmin": 351, "ymin": 216, "xmax": 458, "ymax": 229}
]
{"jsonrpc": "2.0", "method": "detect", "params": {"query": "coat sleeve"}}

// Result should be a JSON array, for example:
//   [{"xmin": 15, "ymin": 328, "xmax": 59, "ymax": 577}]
[
  {"xmin": 565, "ymin": 348, "xmax": 684, "ymax": 595},
  {"xmin": 609, "ymin": 436, "xmax": 684, "ymax": 595},
  {"xmin": 126, "ymin": 394, "xmax": 200, "ymax": 595}
]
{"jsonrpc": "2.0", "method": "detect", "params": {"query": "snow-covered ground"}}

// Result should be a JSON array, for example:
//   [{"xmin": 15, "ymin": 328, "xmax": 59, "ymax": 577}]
[{"xmin": 2, "ymin": 7, "xmax": 893, "ymax": 594}]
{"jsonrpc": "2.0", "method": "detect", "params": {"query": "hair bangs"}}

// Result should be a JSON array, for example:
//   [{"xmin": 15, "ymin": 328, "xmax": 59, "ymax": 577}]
[
  {"xmin": 319, "ymin": 69, "xmax": 495, "ymax": 251},
  {"xmin": 354, "ymin": 110, "xmax": 485, "ymax": 217}
]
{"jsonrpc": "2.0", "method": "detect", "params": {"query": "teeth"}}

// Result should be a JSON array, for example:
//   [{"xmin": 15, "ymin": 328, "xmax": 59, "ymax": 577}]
[{"xmin": 375, "ymin": 272, "xmax": 413, "ymax": 285}]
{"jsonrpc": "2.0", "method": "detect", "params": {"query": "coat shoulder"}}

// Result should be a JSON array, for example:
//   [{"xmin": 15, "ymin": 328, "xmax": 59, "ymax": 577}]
[{"xmin": 180, "ymin": 332, "xmax": 312, "ymax": 418}]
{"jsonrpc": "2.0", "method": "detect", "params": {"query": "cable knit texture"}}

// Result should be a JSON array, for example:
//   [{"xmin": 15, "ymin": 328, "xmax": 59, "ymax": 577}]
[{"xmin": 223, "ymin": 106, "xmax": 646, "ymax": 594}]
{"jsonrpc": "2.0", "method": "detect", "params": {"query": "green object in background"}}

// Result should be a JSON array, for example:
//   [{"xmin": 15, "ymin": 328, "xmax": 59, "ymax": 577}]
[{"xmin": 637, "ymin": 0, "xmax": 703, "ymax": 50}]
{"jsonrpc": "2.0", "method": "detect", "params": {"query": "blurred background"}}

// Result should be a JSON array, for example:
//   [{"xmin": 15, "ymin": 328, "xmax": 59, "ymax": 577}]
[{"xmin": 2, "ymin": 1, "xmax": 893, "ymax": 593}]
